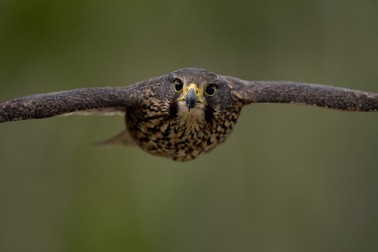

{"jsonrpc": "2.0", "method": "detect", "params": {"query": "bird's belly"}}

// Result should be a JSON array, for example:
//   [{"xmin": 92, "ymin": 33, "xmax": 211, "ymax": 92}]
[{"xmin": 127, "ymin": 118, "xmax": 229, "ymax": 161}]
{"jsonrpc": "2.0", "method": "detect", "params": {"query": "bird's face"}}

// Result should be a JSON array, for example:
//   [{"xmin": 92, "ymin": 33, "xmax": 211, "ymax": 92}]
[
  {"xmin": 174, "ymin": 79, "xmax": 219, "ymax": 115},
  {"xmin": 175, "ymin": 82, "xmax": 205, "ymax": 111},
  {"xmin": 165, "ymin": 68, "xmax": 236, "ymax": 123}
]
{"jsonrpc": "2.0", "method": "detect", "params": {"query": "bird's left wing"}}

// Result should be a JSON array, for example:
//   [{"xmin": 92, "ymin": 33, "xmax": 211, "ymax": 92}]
[
  {"xmin": 223, "ymin": 76, "xmax": 378, "ymax": 112},
  {"xmin": 0, "ymin": 85, "xmax": 142, "ymax": 123}
]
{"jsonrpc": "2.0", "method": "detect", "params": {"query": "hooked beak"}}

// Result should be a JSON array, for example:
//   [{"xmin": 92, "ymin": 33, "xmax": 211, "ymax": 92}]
[
  {"xmin": 177, "ymin": 83, "xmax": 204, "ymax": 111},
  {"xmin": 185, "ymin": 88, "xmax": 197, "ymax": 111},
  {"xmin": 184, "ymin": 83, "xmax": 204, "ymax": 111}
]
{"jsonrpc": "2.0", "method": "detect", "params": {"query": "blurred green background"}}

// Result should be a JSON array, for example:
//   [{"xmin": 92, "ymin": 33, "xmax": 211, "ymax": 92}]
[{"xmin": 0, "ymin": 0, "xmax": 377, "ymax": 251}]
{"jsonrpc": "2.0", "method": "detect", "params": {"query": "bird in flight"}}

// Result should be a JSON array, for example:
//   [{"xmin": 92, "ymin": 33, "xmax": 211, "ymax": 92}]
[{"xmin": 1, "ymin": 68, "xmax": 377, "ymax": 161}]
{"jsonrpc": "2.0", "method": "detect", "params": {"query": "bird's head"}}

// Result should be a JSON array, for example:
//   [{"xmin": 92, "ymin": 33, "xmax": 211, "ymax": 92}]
[{"xmin": 164, "ymin": 68, "xmax": 237, "ymax": 120}]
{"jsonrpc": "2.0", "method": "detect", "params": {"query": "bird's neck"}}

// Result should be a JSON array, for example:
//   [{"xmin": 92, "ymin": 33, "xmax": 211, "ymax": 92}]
[{"xmin": 176, "ymin": 104, "xmax": 205, "ymax": 133}]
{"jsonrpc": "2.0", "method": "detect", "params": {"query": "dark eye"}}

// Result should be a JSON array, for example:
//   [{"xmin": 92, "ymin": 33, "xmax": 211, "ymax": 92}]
[
  {"xmin": 205, "ymin": 84, "xmax": 217, "ymax": 96},
  {"xmin": 173, "ymin": 79, "xmax": 183, "ymax": 92}
]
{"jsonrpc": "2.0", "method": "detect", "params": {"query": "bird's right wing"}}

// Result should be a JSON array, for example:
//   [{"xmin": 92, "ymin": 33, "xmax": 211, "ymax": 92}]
[{"xmin": 0, "ymin": 84, "xmax": 144, "ymax": 123}]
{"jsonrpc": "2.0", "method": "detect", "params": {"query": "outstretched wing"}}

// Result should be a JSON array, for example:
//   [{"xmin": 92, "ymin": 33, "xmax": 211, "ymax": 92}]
[
  {"xmin": 223, "ymin": 76, "xmax": 378, "ymax": 112},
  {"xmin": 0, "ymin": 84, "xmax": 143, "ymax": 123}
]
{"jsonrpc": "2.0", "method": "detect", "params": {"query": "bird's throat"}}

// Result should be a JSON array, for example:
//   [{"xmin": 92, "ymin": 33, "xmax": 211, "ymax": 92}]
[{"xmin": 177, "ymin": 102, "xmax": 205, "ymax": 133}]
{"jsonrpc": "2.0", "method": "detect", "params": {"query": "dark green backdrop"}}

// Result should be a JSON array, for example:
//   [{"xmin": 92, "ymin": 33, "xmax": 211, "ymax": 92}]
[{"xmin": 0, "ymin": 0, "xmax": 377, "ymax": 251}]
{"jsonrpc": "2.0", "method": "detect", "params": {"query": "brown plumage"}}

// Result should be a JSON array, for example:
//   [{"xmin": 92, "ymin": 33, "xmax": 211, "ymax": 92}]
[{"xmin": 1, "ymin": 68, "xmax": 377, "ymax": 161}]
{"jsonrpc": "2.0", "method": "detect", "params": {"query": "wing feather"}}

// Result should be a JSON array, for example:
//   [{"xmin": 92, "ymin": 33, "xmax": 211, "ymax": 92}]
[
  {"xmin": 223, "ymin": 76, "xmax": 378, "ymax": 112},
  {"xmin": 0, "ymin": 85, "xmax": 141, "ymax": 123}
]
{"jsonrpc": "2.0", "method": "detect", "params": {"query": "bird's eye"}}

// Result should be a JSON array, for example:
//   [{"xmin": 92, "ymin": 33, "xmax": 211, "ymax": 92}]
[
  {"xmin": 173, "ymin": 79, "xmax": 184, "ymax": 92},
  {"xmin": 205, "ymin": 84, "xmax": 217, "ymax": 96}
]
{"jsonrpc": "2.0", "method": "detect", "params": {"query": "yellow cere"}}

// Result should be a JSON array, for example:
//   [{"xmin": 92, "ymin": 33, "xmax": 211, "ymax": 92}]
[{"xmin": 178, "ymin": 83, "xmax": 205, "ymax": 103}]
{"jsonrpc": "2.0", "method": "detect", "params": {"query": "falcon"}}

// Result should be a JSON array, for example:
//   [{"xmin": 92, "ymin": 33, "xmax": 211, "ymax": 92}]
[{"xmin": 1, "ymin": 68, "xmax": 377, "ymax": 161}]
